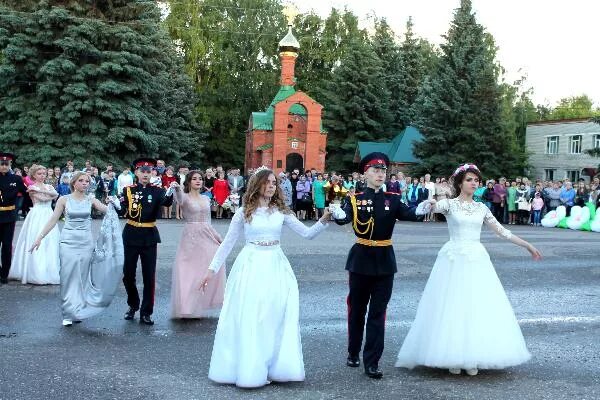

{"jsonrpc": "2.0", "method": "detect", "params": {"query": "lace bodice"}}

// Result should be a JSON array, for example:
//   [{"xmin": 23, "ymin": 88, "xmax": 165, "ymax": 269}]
[
  {"xmin": 29, "ymin": 184, "xmax": 58, "ymax": 207},
  {"xmin": 434, "ymin": 198, "xmax": 512, "ymax": 242},
  {"xmin": 208, "ymin": 207, "xmax": 327, "ymax": 273},
  {"xmin": 175, "ymin": 190, "xmax": 211, "ymax": 223}
]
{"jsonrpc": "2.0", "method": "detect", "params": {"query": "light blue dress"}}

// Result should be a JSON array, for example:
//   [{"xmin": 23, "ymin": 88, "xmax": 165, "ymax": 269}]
[{"xmin": 60, "ymin": 195, "xmax": 123, "ymax": 320}]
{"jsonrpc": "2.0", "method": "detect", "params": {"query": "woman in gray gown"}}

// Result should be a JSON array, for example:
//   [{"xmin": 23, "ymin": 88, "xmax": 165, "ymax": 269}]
[{"xmin": 31, "ymin": 171, "xmax": 123, "ymax": 326}]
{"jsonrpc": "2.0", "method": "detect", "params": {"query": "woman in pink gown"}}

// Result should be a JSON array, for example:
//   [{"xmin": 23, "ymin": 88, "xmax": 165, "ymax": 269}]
[{"xmin": 170, "ymin": 170, "xmax": 226, "ymax": 318}]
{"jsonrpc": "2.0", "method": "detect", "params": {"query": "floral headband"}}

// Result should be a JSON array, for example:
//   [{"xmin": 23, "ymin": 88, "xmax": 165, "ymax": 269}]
[{"xmin": 452, "ymin": 163, "xmax": 479, "ymax": 177}]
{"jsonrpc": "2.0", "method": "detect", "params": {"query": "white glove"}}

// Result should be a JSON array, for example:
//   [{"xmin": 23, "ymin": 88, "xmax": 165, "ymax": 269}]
[
  {"xmin": 329, "ymin": 204, "xmax": 347, "ymax": 220},
  {"xmin": 415, "ymin": 201, "xmax": 431, "ymax": 216},
  {"xmin": 107, "ymin": 196, "xmax": 121, "ymax": 210},
  {"xmin": 165, "ymin": 187, "xmax": 174, "ymax": 197}
]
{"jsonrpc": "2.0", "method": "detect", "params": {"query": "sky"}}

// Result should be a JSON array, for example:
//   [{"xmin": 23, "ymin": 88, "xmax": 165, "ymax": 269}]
[{"xmin": 294, "ymin": 0, "xmax": 600, "ymax": 107}]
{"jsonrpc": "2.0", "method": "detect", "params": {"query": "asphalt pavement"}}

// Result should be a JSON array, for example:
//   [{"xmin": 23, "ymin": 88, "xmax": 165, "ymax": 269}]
[{"xmin": 1, "ymin": 219, "xmax": 599, "ymax": 400}]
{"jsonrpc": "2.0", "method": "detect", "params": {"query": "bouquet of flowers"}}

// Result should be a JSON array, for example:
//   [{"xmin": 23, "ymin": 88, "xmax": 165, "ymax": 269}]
[{"xmin": 222, "ymin": 193, "xmax": 240, "ymax": 213}]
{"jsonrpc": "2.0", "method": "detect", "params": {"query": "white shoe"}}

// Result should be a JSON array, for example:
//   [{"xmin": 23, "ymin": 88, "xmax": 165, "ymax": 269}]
[
  {"xmin": 466, "ymin": 368, "xmax": 478, "ymax": 376},
  {"xmin": 449, "ymin": 368, "xmax": 461, "ymax": 375},
  {"xmin": 62, "ymin": 319, "xmax": 73, "ymax": 326}
]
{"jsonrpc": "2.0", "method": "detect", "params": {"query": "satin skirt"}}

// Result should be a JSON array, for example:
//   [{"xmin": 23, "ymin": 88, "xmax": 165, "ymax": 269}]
[
  {"xmin": 208, "ymin": 244, "xmax": 304, "ymax": 388},
  {"xmin": 60, "ymin": 207, "xmax": 123, "ymax": 320}
]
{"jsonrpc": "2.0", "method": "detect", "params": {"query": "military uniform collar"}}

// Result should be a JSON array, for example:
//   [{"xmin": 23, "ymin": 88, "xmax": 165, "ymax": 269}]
[{"xmin": 364, "ymin": 187, "xmax": 383, "ymax": 195}]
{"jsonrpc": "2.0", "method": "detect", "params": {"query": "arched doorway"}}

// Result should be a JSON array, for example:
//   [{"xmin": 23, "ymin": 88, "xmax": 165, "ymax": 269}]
[{"xmin": 286, "ymin": 153, "xmax": 303, "ymax": 172}]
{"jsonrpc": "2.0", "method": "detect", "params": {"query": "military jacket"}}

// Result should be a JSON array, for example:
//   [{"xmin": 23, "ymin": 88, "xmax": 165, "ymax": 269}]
[
  {"xmin": 335, "ymin": 187, "xmax": 422, "ymax": 276},
  {"xmin": 0, "ymin": 172, "xmax": 27, "ymax": 223},
  {"xmin": 119, "ymin": 183, "xmax": 174, "ymax": 246}
]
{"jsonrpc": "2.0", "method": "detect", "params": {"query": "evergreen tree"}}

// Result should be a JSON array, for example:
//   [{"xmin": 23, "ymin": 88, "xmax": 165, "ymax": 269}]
[
  {"xmin": 411, "ymin": 0, "xmax": 524, "ymax": 178},
  {"xmin": 397, "ymin": 17, "xmax": 435, "ymax": 129},
  {"xmin": 0, "ymin": 0, "xmax": 201, "ymax": 167},
  {"xmin": 372, "ymin": 18, "xmax": 404, "ymax": 132},
  {"xmin": 164, "ymin": 0, "xmax": 285, "ymax": 168},
  {"xmin": 321, "ymin": 39, "xmax": 392, "ymax": 171}
]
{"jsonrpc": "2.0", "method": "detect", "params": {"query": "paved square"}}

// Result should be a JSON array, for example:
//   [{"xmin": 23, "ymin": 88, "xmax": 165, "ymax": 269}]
[{"xmin": 1, "ymin": 220, "xmax": 598, "ymax": 399}]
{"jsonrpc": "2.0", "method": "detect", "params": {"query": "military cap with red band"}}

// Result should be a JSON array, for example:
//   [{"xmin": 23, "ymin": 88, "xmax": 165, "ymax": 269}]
[
  {"xmin": 359, "ymin": 152, "xmax": 389, "ymax": 173},
  {"xmin": 132, "ymin": 157, "xmax": 157, "ymax": 171},
  {"xmin": 0, "ymin": 152, "xmax": 16, "ymax": 162}
]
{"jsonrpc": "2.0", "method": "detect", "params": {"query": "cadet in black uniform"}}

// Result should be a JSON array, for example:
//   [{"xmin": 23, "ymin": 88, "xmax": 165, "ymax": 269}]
[
  {"xmin": 120, "ymin": 158, "xmax": 174, "ymax": 325},
  {"xmin": 0, "ymin": 153, "xmax": 27, "ymax": 284},
  {"xmin": 333, "ymin": 152, "xmax": 431, "ymax": 379}
]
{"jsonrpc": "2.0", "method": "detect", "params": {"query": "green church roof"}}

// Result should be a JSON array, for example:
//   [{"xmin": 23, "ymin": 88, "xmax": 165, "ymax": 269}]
[
  {"xmin": 356, "ymin": 126, "xmax": 423, "ymax": 164},
  {"xmin": 251, "ymin": 85, "xmax": 320, "ymax": 131}
]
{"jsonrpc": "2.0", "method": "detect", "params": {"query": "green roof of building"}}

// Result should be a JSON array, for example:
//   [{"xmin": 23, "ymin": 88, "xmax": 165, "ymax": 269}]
[
  {"xmin": 251, "ymin": 85, "xmax": 320, "ymax": 131},
  {"xmin": 356, "ymin": 126, "xmax": 423, "ymax": 164}
]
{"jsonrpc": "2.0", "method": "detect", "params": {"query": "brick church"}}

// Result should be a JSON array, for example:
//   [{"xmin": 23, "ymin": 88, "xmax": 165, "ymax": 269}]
[{"xmin": 245, "ymin": 18, "xmax": 327, "ymax": 174}]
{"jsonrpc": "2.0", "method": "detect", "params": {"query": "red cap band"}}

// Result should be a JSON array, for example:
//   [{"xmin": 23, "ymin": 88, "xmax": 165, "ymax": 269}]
[{"xmin": 364, "ymin": 159, "xmax": 387, "ymax": 172}]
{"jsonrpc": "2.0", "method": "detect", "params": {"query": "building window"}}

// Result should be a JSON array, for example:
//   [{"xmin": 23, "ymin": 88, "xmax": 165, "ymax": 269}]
[
  {"xmin": 544, "ymin": 169, "xmax": 555, "ymax": 181},
  {"xmin": 566, "ymin": 170, "xmax": 580, "ymax": 182},
  {"xmin": 569, "ymin": 135, "xmax": 582, "ymax": 154},
  {"xmin": 594, "ymin": 134, "xmax": 600, "ymax": 149},
  {"xmin": 291, "ymin": 141, "xmax": 298, "ymax": 149},
  {"xmin": 276, "ymin": 160, "xmax": 282, "ymax": 168},
  {"xmin": 546, "ymin": 136, "xmax": 559, "ymax": 154}
]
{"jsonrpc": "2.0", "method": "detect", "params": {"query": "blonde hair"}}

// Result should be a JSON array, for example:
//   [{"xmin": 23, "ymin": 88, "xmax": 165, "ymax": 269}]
[
  {"xmin": 69, "ymin": 171, "xmax": 90, "ymax": 192},
  {"xmin": 28, "ymin": 164, "xmax": 47, "ymax": 179}
]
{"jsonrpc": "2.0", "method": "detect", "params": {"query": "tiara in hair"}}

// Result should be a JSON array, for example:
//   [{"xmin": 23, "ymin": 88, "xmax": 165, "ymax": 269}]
[
  {"xmin": 253, "ymin": 165, "xmax": 271, "ymax": 175},
  {"xmin": 452, "ymin": 163, "xmax": 479, "ymax": 177}
]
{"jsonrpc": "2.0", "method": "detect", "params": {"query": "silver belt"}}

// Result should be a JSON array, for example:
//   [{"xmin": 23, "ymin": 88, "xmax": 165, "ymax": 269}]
[{"xmin": 249, "ymin": 240, "xmax": 280, "ymax": 246}]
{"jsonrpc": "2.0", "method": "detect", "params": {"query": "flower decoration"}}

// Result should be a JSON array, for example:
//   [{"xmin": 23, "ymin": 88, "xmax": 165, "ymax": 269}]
[{"xmin": 452, "ymin": 163, "xmax": 479, "ymax": 177}]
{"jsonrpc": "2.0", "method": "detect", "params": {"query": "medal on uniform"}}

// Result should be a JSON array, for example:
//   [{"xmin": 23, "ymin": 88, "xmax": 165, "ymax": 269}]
[
  {"xmin": 385, "ymin": 199, "xmax": 390, "ymax": 211},
  {"xmin": 132, "ymin": 203, "xmax": 138, "ymax": 209},
  {"xmin": 362, "ymin": 200, "xmax": 367, "ymax": 206},
  {"xmin": 148, "ymin": 194, "xmax": 153, "ymax": 203}
]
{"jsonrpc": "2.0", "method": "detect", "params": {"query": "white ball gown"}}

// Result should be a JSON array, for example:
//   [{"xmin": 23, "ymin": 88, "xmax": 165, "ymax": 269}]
[
  {"xmin": 207, "ymin": 207, "xmax": 327, "ymax": 388},
  {"xmin": 9, "ymin": 184, "xmax": 60, "ymax": 284},
  {"xmin": 396, "ymin": 198, "xmax": 531, "ymax": 371}
]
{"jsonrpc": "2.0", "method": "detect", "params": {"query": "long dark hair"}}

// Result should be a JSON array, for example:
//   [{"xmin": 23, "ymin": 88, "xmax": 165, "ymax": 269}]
[
  {"xmin": 451, "ymin": 167, "xmax": 483, "ymax": 198},
  {"xmin": 183, "ymin": 170, "xmax": 204, "ymax": 194}
]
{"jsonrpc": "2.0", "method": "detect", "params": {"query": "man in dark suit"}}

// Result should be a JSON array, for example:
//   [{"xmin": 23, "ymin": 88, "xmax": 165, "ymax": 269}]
[
  {"xmin": 119, "ymin": 158, "xmax": 174, "ymax": 325},
  {"xmin": 0, "ymin": 152, "xmax": 27, "ymax": 284},
  {"xmin": 332, "ymin": 152, "xmax": 432, "ymax": 379}
]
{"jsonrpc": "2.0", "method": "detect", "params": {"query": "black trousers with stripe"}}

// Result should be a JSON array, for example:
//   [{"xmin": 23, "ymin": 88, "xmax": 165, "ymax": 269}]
[
  {"xmin": 0, "ymin": 221, "xmax": 16, "ymax": 280},
  {"xmin": 347, "ymin": 272, "xmax": 394, "ymax": 369},
  {"xmin": 123, "ymin": 244, "xmax": 157, "ymax": 316}
]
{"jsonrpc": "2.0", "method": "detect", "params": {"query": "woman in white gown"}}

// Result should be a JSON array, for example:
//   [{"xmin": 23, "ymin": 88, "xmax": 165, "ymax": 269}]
[
  {"xmin": 396, "ymin": 164, "xmax": 542, "ymax": 376},
  {"xmin": 9, "ymin": 165, "xmax": 60, "ymax": 284},
  {"xmin": 200, "ymin": 168, "xmax": 331, "ymax": 388}
]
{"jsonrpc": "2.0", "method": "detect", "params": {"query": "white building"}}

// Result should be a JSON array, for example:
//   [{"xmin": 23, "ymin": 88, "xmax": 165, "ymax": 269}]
[{"xmin": 525, "ymin": 118, "xmax": 600, "ymax": 182}]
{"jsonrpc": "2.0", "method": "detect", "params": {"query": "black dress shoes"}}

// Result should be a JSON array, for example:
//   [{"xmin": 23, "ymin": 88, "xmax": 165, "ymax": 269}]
[
  {"xmin": 124, "ymin": 308, "xmax": 137, "ymax": 320},
  {"xmin": 365, "ymin": 366, "xmax": 384, "ymax": 379},
  {"xmin": 0, "ymin": 277, "xmax": 8, "ymax": 284},
  {"xmin": 140, "ymin": 315, "xmax": 154, "ymax": 325},
  {"xmin": 346, "ymin": 355, "xmax": 360, "ymax": 368}
]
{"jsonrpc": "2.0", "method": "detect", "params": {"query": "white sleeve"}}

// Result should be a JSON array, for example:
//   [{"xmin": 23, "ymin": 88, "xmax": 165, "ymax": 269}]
[
  {"xmin": 283, "ymin": 212, "xmax": 327, "ymax": 240},
  {"xmin": 208, "ymin": 208, "xmax": 245, "ymax": 273},
  {"xmin": 433, "ymin": 198, "xmax": 450, "ymax": 215},
  {"xmin": 483, "ymin": 205, "xmax": 512, "ymax": 239}
]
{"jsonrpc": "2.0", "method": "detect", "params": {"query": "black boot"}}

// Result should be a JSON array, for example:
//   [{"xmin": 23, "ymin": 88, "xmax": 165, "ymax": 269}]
[
  {"xmin": 346, "ymin": 354, "xmax": 360, "ymax": 368},
  {"xmin": 124, "ymin": 307, "xmax": 137, "ymax": 320},
  {"xmin": 140, "ymin": 315, "xmax": 154, "ymax": 325},
  {"xmin": 364, "ymin": 366, "xmax": 383, "ymax": 379}
]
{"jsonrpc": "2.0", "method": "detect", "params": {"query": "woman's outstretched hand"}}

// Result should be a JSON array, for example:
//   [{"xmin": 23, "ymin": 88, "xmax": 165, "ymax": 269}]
[{"xmin": 527, "ymin": 244, "xmax": 542, "ymax": 260}]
